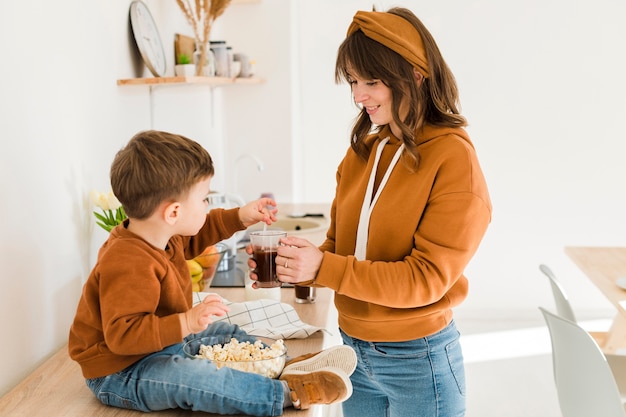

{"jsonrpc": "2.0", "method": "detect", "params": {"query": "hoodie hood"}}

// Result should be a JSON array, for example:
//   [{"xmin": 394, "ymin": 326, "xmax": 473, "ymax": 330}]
[{"xmin": 367, "ymin": 124, "xmax": 474, "ymax": 151}]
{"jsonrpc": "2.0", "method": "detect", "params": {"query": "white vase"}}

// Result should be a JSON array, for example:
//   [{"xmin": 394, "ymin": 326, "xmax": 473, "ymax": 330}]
[{"xmin": 193, "ymin": 42, "xmax": 216, "ymax": 77}]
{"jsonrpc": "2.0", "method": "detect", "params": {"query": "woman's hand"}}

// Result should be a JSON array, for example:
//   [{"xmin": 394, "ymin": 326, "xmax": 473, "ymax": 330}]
[
  {"xmin": 245, "ymin": 236, "xmax": 323, "ymax": 287},
  {"xmin": 275, "ymin": 236, "xmax": 323, "ymax": 284},
  {"xmin": 179, "ymin": 293, "xmax": 230, "ymax": 336},
  {"xmin": 238, "ymin": 198, "xmax": 278, "ymax": 228}
]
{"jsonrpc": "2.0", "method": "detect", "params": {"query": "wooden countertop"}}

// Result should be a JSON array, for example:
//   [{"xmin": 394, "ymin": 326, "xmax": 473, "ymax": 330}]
[{"xmin": 0, "ymin": 287, "xmax": 339, "ymax": 417}]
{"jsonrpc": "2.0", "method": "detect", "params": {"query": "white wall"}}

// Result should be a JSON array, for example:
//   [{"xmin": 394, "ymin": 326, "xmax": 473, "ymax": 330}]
[
  {"xmin": 1, "ymin": 0, "xmax": 625, "ymax": 397},
  {"xmin": 0, "ymin": 0, "xmax": 148, "ymax": 397}
]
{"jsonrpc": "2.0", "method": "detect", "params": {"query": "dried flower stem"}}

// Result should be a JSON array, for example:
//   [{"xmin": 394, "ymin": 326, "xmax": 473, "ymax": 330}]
[{"xmin": 175, "ymin": 0, "xmax": 232, "ymax": 76}]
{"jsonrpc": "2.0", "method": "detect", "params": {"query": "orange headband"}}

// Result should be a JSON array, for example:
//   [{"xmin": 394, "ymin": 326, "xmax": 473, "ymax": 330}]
[{"xmin": 347, "ymin": 11, "xmax": 429, "ymax": 78}]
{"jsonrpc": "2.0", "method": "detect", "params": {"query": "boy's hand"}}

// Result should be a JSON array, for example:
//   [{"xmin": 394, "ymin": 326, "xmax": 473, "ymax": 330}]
[
  {"xmin": 179, "ymin": 293, "xmax": 230, "ymax": 336},
  {"xmin": 239, "ymin": 198, "xmax": 278, "ymax": 228}
]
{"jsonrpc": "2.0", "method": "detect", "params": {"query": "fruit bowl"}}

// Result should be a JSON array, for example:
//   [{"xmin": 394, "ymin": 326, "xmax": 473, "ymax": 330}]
[
  {"xmin": 187, "ymin": 243, "xmax": 228, "ymax": 292},
  {"xmin": 183, "ymin": 335, "xmax": 287, "ymax": 378}
]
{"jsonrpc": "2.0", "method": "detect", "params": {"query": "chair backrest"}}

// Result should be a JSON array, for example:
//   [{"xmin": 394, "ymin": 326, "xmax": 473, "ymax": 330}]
[
  {"xmin": 539, "ymin": 307, "xmax": 626, "ymax": 417},
  {"xmin": 539, "ymin": 264, "xmax": 578, "ymax": 322}
]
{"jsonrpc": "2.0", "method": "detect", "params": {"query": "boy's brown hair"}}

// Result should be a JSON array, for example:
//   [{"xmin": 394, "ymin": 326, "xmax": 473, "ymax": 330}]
[{"xmin": 110, "ymin": 130, "xmax": 214, "ymax": 219}]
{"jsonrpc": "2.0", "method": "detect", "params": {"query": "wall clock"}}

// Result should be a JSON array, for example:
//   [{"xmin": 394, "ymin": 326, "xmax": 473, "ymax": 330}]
[{"xmin": 129, "ymin": 1, "xmax": 167, "ymax": 77}]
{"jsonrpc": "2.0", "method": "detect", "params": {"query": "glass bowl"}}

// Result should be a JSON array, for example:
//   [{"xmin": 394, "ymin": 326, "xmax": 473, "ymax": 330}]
[
  {"xmin": 188, "ymin": 243, "xmax": 228, "ymax": 291},
  {"xmin": 183, "ymin": 335, "xmax": 287, "ymax": 378}
]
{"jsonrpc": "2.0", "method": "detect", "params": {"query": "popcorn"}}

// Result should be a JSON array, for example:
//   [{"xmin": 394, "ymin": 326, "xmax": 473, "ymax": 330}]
[{"xmin": 195, "ymin": 338, "xmax": 286, "ymax": 378}]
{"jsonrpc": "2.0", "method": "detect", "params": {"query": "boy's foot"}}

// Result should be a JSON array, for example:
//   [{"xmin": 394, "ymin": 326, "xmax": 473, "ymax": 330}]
[
  {"xmin": 282, "ymin": 345, "xmax": 357, "ymax": 376},
  {"xmin": 280, "ymin": 367, "xmax": 352, "ymax": 410}
]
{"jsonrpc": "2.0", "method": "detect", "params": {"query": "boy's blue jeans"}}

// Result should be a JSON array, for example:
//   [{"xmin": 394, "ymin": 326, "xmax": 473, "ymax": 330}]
[
  {"xmin": 85, "ymin": 322, "xmax": 285, "ymax": 416},
  {"xmin": 341, "ymin": 320, "xmax": 466, "ymax": 417}
]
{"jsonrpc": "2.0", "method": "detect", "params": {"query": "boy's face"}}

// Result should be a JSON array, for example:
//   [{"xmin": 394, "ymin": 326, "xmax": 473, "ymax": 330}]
[{"xmin": 177, "ymin": 176, "xmax": 212, "ymax": 236}]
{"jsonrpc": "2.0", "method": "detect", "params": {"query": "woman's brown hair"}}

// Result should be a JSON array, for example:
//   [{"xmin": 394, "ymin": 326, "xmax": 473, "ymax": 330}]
[{"xmin": 335, "ymin": 7, "xmax": 466, "ymax": 164}]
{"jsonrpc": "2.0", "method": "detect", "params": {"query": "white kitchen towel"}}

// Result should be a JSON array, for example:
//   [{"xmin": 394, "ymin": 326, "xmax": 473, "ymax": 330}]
[{"xmin": 193, "ymin": 292, "xmax": 323, "ymax": 339}]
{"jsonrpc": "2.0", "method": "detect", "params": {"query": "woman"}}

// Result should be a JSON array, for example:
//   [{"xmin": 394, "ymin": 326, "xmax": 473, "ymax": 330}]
[{"xmin": 254, "ymin": 7, "xmax": 492, "ymax": 417}]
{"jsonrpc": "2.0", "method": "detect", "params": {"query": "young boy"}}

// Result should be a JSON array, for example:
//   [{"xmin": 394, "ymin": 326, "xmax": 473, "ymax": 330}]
[{"xmin": 69, "ymin": 130, "xmax": 356, "ymax": 415}]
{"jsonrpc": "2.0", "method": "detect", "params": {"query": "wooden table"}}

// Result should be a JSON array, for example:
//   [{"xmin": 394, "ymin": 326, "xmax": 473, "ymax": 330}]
[
  {"xmin": 0, "ymin": 287, "xmax": 339, "ymax": 417},
  {"xmin": 565, "ymin": 246, "xmax": 626, "ymax": 353}
]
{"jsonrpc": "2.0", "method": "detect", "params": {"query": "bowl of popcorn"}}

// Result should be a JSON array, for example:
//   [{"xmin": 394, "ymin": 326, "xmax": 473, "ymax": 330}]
[{"xmin": 183, "ymin": 335, "xmax": 287, "ymax": 378}]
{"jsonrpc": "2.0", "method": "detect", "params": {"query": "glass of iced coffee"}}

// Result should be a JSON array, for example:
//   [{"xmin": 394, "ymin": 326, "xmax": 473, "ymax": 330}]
[{"xmin": 249, "ymin": 230, "xmax": 287, "ymax": 288}]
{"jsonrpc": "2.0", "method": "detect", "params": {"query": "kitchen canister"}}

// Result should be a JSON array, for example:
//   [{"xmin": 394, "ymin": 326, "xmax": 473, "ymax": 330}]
[
  {"xmin": 226, "ymin": 46, "xmax": 235, "ymax": 77},
  {"xmin": 210, "ymin": 41, "xmax": 228, "ymax": 77}
]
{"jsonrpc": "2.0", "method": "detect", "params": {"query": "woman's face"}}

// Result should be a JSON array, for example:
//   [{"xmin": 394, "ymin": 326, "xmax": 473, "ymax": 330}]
[{"xmin": 350, "ymin": 74, "xmax": 405, "ymax": 138}]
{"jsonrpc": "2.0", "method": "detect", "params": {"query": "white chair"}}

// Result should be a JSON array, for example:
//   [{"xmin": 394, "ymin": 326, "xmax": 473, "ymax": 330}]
[
  {"xmin": 539, "ymin": 307, "xmax": 626, "ymax": 417},
  {"xmin": 540, "ymin": 264, "xmax": 626, "ymax": 394},
  {"xmin": 539, "ymin": 264, "xmax": 607, "ymax": 348}
]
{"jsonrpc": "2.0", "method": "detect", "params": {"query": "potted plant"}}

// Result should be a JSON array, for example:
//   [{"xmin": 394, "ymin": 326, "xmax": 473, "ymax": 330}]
[{"xmin": 175, "ymin": 53, "xmax": 196, "ymax": 77}]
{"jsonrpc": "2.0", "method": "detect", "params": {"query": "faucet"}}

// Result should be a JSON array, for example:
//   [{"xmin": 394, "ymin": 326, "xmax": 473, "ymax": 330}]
[{"xmin": 233, "ymin": 153, "xmax": 264, "ymax": 198}]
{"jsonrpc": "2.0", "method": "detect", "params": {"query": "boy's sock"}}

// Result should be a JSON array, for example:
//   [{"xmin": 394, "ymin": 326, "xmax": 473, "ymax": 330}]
[{"xmin": 281, "ymin": 380, "xmax": 293, "ymax": 408}]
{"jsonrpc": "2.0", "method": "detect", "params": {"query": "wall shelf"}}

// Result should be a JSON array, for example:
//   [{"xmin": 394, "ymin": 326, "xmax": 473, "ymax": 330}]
[
  {"xmin": 117, "ymin": 76, "xmax": 264, "ymax": 87},
  {"xmin": 116, "ymin": 75, "xmax": 264, "ymax": 130}
]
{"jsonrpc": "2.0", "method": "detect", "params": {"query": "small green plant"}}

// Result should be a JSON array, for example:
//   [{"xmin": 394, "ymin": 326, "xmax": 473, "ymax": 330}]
[{"xmin": 177, "ymin": 53, "xmax": 191, "ymax": 65}]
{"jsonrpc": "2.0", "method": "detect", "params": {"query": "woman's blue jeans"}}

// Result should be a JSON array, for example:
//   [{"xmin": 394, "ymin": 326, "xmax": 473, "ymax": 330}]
[
  {"xmin": 341, "ymin": 320, "xmax": 466, "ymax": 417},
  {"xmin": 85, "ymin": 322, "xmax": 285, "ymax": 416}
]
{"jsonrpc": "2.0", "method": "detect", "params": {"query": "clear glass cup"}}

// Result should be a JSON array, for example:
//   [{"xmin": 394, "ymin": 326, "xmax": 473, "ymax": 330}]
[
  {"xmin": 294, "ymin": 284, "xmax": 316, "ymax": 303},
  {"xmin": 249, "ymin": 230, "xmax": 286, "ymax": 288}
]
